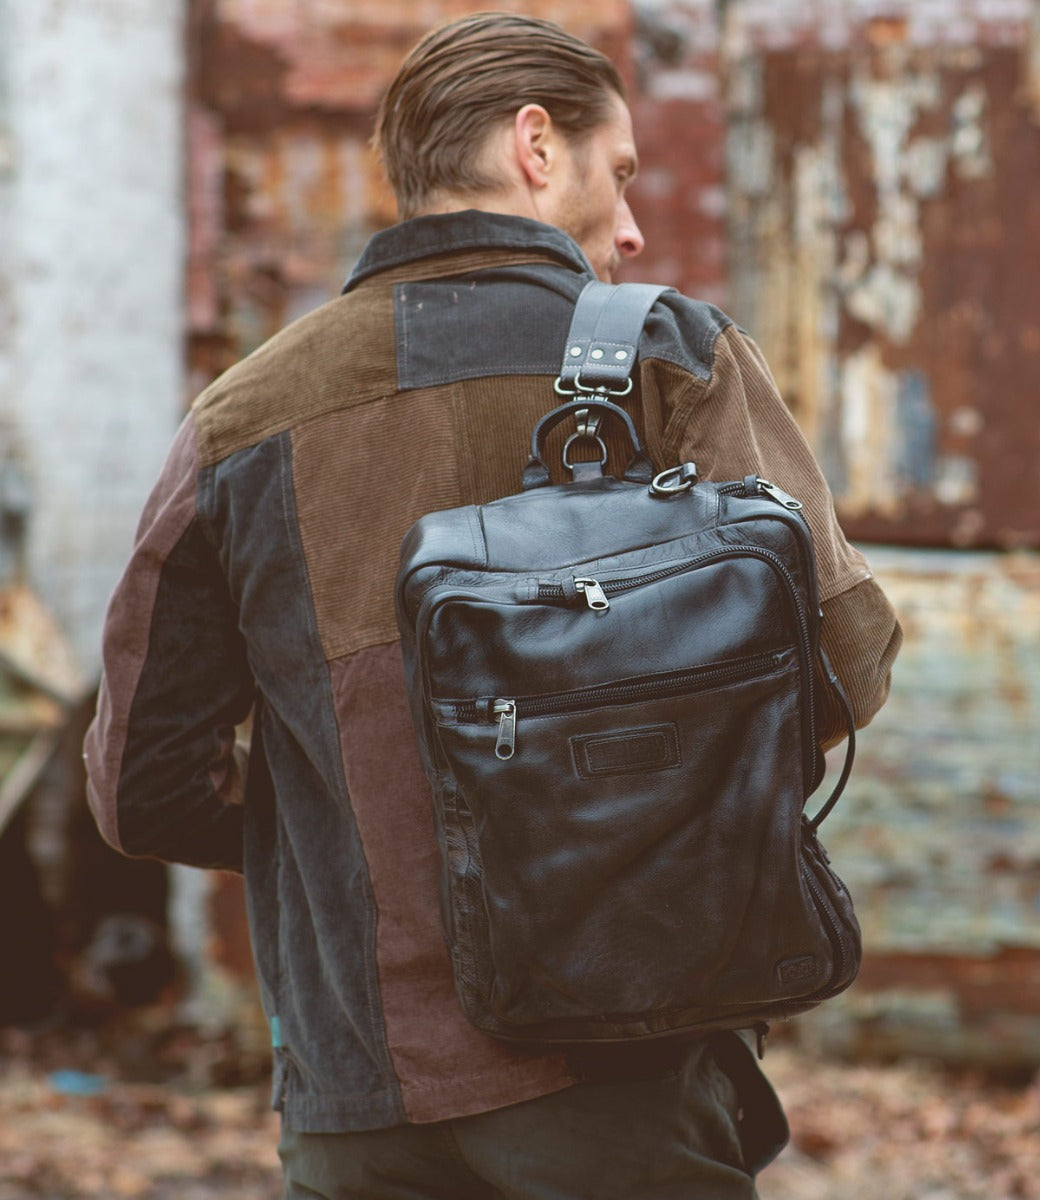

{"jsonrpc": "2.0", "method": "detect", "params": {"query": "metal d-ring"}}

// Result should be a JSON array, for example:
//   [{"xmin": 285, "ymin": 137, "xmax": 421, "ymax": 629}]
[
  {"xmin": 562, "ymin": 432, "xmax": 608, "ymax": 471},
  {"xmin": 577, "ymin": 375, "xmax": 633, "ymax": 397},
  {"xmin": 649, "ymin": 463, "xmax": 698, "ymax": 497}
]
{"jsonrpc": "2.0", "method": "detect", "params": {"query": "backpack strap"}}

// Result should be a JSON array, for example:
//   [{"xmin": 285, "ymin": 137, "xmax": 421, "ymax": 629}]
[
  {"xmin": 556, "ymin": 281, "xmax": 671, "ymax": 395},
  {"xmin": 806, "ymin": 646, "xmax": 857, "ymax": 830},
  {"xmin": 555, "ymin": 282, "xmax": 861, "ymax": 826}
]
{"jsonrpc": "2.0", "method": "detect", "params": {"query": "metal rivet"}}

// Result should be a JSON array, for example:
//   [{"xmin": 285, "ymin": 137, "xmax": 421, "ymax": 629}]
[
  {"xmin": 569, "ymin": 345, "xmax": 582, "ymax": 357},
  {"xmin": 615, "ymin": 350, "xmax": 629, "ymax": 360},
  {"xmin": 590, "ymin": 348, "xmax": 604, "ymax": 360}
]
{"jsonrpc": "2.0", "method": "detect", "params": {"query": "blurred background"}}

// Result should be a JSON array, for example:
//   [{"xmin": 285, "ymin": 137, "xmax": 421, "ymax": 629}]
[{"xmin": 1, "ymin": 1, "xmax": 1038, "ymax": 1196}]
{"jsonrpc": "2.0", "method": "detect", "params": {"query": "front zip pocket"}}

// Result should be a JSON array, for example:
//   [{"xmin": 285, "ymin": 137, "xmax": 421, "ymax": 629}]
[
  {"xmin": 530, "ymin": 544, "xmax": 818, "ymax": 778},
  {"xmin": 430, "ymin": 642, "xmax": 817, "ymax": 1027},
  {"xmin": 451, "ymin": 650, "xmax": 788, "ymax": 761}
]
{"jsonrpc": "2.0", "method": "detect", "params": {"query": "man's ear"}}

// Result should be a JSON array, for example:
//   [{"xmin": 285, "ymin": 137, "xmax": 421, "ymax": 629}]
[{"xmin": 514, "ymin": 104, "xmax": 555, "ymax": 190}]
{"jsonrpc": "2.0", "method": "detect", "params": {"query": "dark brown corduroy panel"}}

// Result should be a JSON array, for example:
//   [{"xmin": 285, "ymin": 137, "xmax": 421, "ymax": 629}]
[
  {"xmin": 293, "ymin": 387, "xmax": 462, "ymax": 660},
  {"xmin": 193, "ymin": 288, "xmax": 397, "ymax": 468},
  {"xmin": 85, "ymin": 415, "xmax": 202, "ymax": 853},
  {"xmin": 452, "ymin": 374, "xmax": 556, "ymax": 504},
  {"xmin": 452, "ymin": 373, "xmax": 651, "ymax": 503},
  {"xmin": 454, "ymin": 368, "xmax": 690, "ymax": 506},
  {"xmin": 329, "ymin": 643, "xmax": 573, "ymax": 1123}
]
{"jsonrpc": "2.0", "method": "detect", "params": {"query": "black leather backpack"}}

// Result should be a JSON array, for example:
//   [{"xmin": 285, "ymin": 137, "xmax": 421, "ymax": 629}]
[{"xmin": 395, "ymin": 281, "xmax": 860, "ymax": 1044}]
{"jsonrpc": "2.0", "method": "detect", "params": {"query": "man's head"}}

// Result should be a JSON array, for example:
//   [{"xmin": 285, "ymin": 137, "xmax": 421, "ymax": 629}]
[{"xmin": 374, "ymin": 12, "xmax": 644, "ymax": 281}]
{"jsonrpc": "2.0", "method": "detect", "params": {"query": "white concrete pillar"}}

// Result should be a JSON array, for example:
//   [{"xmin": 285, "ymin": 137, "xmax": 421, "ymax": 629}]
[{"xmin": 0, "ymin": 0, "xmax": 186, "ymax": 676}]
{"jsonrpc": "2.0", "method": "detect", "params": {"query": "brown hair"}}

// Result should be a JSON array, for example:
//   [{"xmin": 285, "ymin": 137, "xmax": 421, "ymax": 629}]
[{"xmin": 374, "ymin": 12, "xmax": 626, "ymax": 219}]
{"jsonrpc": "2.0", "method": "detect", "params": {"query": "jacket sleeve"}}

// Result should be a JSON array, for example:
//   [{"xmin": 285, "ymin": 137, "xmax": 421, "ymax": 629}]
[
  {"xmin": 84, "ymin": 413, "xmax": 255, "ymax": 871},
  {"xmin": 664, "ymin": 322, "xmax": 902, "ymax": 745}
]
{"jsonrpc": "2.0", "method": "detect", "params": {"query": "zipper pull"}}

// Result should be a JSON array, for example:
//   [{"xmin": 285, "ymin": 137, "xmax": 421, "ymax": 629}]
[
  {"xmin": 493, "ymin": 700, "xmax": 517, "ymax": 759},
  {"xmin": 574, "ymin": 577, "xmax": 610, "ymax": 611},
  {"xmin": 754, "ymin": 477, "xmax": 804, "ymax": 511}
]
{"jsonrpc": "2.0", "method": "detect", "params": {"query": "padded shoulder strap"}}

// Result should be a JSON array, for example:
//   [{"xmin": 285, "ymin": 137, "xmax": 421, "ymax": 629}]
[{"xmin": 558, "ymin": 281, "xmax": 670, "ymax": 392}]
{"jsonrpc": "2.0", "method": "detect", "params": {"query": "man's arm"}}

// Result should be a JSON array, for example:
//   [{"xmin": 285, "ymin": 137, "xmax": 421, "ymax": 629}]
[
  {"xmin": 84, "ymin": 415, "xmax": 255, "ymax": 871},
  {"xmin": 667, "ymin": 322, "xmax": 902, "ymax": 745}
]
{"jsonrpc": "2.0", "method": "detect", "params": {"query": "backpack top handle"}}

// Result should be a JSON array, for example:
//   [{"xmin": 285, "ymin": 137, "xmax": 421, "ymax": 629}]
[{"xmin": 522, "ymin": 397, "xmax": 655, "ymax": 490}]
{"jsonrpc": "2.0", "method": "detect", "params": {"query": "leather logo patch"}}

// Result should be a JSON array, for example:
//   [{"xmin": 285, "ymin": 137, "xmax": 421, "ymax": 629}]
[
  {"xmin": 572, "ymin": 724, "xmax": 681, "ymax": 779},
  {"xmin": 776, "ymin": 955, "xmax": 820, "ymax": 988}
]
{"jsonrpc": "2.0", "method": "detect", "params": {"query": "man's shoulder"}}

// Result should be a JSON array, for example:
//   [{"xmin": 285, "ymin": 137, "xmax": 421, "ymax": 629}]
[{"xmin": 643, "ymin": 290, "xmax": 737, "ymax": 383}]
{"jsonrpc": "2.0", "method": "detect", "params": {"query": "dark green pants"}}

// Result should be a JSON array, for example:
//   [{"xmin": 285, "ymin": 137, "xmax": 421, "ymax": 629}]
[{"xmin": 279, "ymin": 1032, "xmax": 788, "ymax": 1199}]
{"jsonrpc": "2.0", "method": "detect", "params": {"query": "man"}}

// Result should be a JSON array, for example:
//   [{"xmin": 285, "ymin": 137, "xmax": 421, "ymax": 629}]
[{"xmin": 85, "ymin": 12, "xmax": 901, "ymax": 1198}]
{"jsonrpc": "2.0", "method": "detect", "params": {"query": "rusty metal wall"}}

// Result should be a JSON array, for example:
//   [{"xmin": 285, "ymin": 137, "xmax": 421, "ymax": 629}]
[
  {"xmin": 717, "ymin": 0, "xmax": 1040, "ymax": 1064},
  {"xmin": 724, "ymin": 1, "xmax": 1040, "ymax": 549},
  {"xmin": 623, "ymin": 0, "xmax": 729, "ymax": 304}
]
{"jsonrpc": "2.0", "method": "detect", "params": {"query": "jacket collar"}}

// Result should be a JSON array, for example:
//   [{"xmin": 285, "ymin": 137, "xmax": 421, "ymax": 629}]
[{"xmin": 343, "ymin": 210, "xmax": 594, "ymax": 292}]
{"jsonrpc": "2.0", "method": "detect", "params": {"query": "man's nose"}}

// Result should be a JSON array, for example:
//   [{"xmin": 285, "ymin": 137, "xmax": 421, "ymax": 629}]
[{"xmin": 616, "ymin": 199, "xmax": 645, "ymax": 259}]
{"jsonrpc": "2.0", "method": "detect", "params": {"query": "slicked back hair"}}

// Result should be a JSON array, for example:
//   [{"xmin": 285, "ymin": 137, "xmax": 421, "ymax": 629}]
[{"xmin": 374, "ymin": 12, "xmax": 626, "ymax": 219}]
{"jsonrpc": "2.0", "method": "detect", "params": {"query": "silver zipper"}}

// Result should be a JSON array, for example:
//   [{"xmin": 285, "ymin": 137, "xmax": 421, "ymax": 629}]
[
  {"xmin": 574, "ymin": 577, "xmax": 610, "ymax": 611},
  {"xmin": 493, "ymin": 700, "xmax": 517, "ymax": 759},
  {"xmin": 756, "ymin": 478, "xmax": 804, "ymax": 511}
]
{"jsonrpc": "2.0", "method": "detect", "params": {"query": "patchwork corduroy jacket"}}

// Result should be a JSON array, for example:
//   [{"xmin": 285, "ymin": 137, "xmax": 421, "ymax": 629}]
[{"xmin": 85, "ymin": 212, "xmax": 901, "ymax": 1133}]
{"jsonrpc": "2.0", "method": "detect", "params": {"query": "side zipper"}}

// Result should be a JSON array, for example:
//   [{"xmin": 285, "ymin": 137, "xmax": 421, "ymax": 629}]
[{"xmin": 799, "ymin": 826, "xmax": 859, "ymax": 999}]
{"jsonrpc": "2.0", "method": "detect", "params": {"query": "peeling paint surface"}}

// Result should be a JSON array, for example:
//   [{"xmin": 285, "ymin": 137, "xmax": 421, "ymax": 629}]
[
  {"xmin": 623, "ymin": 0, "xmax": 728, "ymax": 301},
  {"xmin": 801, "ymin": 545, "xmax": 1040, "ymax": 1063},
  {"xmin": 725, "ymin": 14, "xmax": 1040, "ymax": 548},
  {"xmin": 727, "ymin": 0, "xmax": 1034, "ymax": 51},
  {"xmin": 827, "ymin": 547, "xmax": 1040, "ymax": 956}
]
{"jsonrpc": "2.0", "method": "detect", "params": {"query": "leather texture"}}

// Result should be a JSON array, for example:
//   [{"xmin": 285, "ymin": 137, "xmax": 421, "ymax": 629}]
[
  {"xmin": 394, "ymin": 284, "xmax": 861, "ymax": 1044},
  {"xmin": 556, "ymin": 280, "xmax": 670, "ymax": 391}
]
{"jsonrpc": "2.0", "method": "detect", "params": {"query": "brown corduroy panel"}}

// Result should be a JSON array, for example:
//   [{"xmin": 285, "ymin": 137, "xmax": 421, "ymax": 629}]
[
  {"xmin": 292, "ymin": 387, "xmax": 462, "ymax": 661},
  {"xmin": 454, "ymin": 368, "xmax": 688, "ymax": 505},
  {"xmin": 329, "ymin": 643, "xmax": 574, "ymax": 1123},
  {"xmin": 193, "ymin": 287, "xmax": 397, "ymax": 469},
  {"xmin": 664, "ymin": 323, "xmax": 871, "ymax": 604},
  {"xmin": 452, "ymin": 374, "xmax": 556, "ymax": 503},
  {"xmin": 818, "ymin": 578, "xmax": 903, "ymax": 737},
  {"xmin": 452, "ymin": 373, "xmax": 652, "ymax": 503},
  {"xmin": 638, "ymin": 357, "xmax": 701, "ymax": 469},
  {"xmin": 294, "ymin": 368, "xmax": 690, "ymax": 662}
]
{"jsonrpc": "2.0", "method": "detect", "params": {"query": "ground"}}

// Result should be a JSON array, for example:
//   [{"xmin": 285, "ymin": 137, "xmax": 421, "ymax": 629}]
[{"xmin": 1, "ymin": 1025, "xmax": 1038, "ymax": 1199}]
